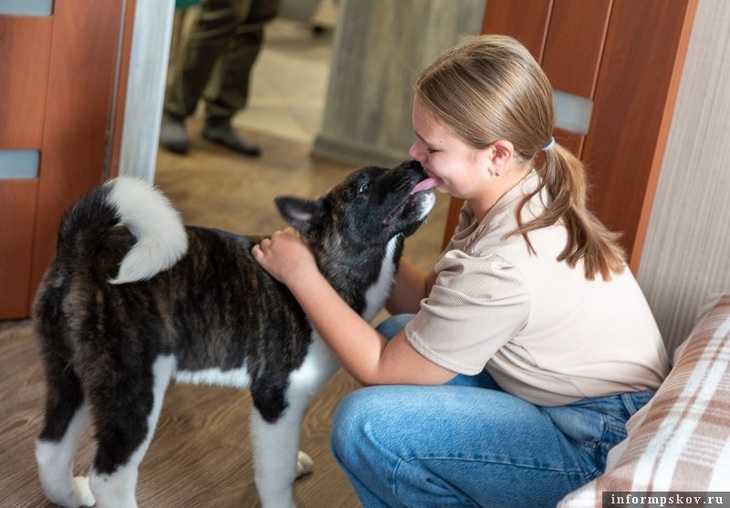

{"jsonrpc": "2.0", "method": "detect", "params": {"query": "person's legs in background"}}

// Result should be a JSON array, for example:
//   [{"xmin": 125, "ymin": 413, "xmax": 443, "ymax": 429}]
[
  {"xmin": 201, "ymin": 0, "xmax": 280, "ymax": 155},
  {"xmin": 161, "ymin": 0, "xmax": 280, "ymax": 156}
]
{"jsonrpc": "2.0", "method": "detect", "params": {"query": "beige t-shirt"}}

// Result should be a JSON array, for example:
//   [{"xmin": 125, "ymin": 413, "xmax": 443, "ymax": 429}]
[{"xmin": 405, "ymin": 171, "xmax": 669, "ymax": 406}]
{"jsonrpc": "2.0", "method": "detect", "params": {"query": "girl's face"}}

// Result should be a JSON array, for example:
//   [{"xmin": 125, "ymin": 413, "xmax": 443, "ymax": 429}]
[{"xmin": 409, "ymin": 97, "xmax": 492, "ymax": 202}]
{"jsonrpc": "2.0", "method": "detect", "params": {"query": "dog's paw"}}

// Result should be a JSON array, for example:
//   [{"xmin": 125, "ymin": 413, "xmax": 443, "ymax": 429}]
[
  {"xmin": 296, "ymin": 451, "xmax": 313, "ymax": 478},
  {"xmin": 72, "ymin": 476, "xmax": 96, "ymax": 507},
  {"xmin": 45, "ymin": 476, "xmax": 96, "ymax": 508}
]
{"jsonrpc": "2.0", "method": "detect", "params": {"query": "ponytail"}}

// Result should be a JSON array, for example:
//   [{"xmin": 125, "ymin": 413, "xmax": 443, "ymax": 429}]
[
  {"xmin": 512, "ymin": 143, "xmax": 626, "ymax": 281},
  {"xmin": 414, "ymin": 35, "xmax": 626, "ymax": 280}
]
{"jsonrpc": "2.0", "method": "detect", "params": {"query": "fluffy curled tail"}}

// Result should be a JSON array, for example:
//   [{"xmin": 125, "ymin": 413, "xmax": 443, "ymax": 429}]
[{"xmin": 58, "ymin": 177, "xmax": 188, "ymax": 284}]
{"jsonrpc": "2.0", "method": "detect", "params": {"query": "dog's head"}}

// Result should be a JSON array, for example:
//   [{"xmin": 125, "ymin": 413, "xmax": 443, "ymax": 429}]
[{"xmin": 275, "ymin": 160, "xmax": 436, "ymax": 258}]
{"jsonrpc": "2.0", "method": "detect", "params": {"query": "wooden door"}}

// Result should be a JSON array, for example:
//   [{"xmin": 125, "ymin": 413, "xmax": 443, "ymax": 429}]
[
  {"xmin": 0, "ymin": 0, "xmax": 134, "ymax": 319},
  {"xmin": 442, "ymin": 0, "xmax": 698, "ymax": 273}
]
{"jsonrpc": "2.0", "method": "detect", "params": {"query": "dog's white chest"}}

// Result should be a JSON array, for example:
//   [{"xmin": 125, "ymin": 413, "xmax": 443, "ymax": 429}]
[{"xmin": 362, "ymin": 236, "xmax": 399, "ymax": 323}]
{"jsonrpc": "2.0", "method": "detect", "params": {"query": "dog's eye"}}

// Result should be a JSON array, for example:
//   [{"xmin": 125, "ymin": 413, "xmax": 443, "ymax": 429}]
[{"xmin": 358, "ymin": 182, "xmax": 371, "ymax": 194}]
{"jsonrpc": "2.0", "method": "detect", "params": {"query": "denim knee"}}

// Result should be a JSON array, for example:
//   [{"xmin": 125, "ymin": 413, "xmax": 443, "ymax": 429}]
[{"xmin": 330, "ymin": 389, "xmax": 369, "ymax": 467}]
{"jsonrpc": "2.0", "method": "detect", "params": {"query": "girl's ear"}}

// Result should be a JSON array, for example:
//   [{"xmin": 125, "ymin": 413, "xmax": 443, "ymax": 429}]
[{"xmin": 486, "ymin": 139, "xmax": 514, "ymax": 176}]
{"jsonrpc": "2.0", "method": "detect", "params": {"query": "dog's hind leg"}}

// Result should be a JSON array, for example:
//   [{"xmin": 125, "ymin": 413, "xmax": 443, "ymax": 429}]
[
  {"xmin": 35, "ymin": 348, "xmax": 96, "ymax": 507},
  {"xmin": 36, "ymin": 404, "xmax": 95, "ymax": 507},
  {"xmin": 88, "ymin": 355, "xmax": 175, "ymax": 508}
]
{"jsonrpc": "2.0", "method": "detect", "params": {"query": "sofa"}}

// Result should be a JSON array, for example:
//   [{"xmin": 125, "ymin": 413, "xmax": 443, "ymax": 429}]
[{"xmin": 560, "ymin": 294, "xmax": 730, "ymax": 506}]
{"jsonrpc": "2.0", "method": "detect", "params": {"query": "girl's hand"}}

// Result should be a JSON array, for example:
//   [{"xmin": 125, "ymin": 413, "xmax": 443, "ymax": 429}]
[{"xmin": 252, "ymin": 227, "xmax": 317, "ymax": 285}]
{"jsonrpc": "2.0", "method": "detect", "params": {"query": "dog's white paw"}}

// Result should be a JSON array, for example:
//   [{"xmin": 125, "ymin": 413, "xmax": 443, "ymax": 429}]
[
  {"xmin": 45, "ymin": 476, "xmax": 96, "ymax": 508},
  {"xmin": 296, "ymin": 451, "xmax": 313, "ymax": 478},
  {"xmin": 73, "ymin": 476, "xmax": 97, "ymax": 507}
]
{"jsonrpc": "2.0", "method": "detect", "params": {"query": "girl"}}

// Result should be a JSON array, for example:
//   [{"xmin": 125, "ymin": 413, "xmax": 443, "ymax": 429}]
[{"xmin": 252, "ymin": 35, "xmax": 668, "ymax": 507}]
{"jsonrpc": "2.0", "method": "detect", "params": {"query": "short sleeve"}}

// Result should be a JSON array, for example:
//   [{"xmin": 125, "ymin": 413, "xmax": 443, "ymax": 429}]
[{"xmin": 405, "ymin": 250, "xmax": 530, "ymax": 375}]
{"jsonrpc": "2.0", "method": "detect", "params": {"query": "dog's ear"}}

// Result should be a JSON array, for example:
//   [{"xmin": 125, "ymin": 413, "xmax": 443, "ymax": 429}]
[{"xmin": 275, "ymin": 196, "xmax": 326, "ymax": 236}]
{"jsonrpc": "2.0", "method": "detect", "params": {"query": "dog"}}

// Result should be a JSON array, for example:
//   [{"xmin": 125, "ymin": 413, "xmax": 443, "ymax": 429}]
[{"xmin": 32, "ymin": 160, "xmax": 436, "ymax": 508}]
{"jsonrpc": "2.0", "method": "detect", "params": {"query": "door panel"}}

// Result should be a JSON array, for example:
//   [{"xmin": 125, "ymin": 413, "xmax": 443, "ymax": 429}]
[
  {"xmin": 0, "ymin": 0, "xmax": 133, "ymax": 319},
  {"xmin": 0, "ymin": 17, "xmax": 51, "ymax": 147},
  {"xmin": 479, "ymin": 0, "xmax": 551, "ymax": 60},
  {"xmin": 542, "ymin": 0, "xmax": 611, "ymax": 156},
  {"xmin": 0, "ymin": 15, "xmax": 51, "ymax": 318},
  {"xmin": 582, "ymin": 0, "xmax": 697, "ymax": 269},
  {"xmin": 0, "ymin": 181, "xmax": 38, "ymax": 318},
  {"xmin": 542, "ymin": 0, "xmax": 611, "ymax": 98}
]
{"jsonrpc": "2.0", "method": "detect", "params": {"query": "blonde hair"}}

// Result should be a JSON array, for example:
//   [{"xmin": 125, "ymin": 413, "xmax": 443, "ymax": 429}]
[{"xmin": 414, "ymin": 35, "xmax": 625, "ymax": 281}]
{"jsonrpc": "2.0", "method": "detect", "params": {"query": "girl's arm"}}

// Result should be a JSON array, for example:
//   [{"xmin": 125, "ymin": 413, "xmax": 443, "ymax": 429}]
[
  {"xmin": 252, "ymin": 228, "xmax": 456, "ymax": 386},
  {"xmin": 385, "ymin": 258, "xmax": 438, "ymax": 315}
]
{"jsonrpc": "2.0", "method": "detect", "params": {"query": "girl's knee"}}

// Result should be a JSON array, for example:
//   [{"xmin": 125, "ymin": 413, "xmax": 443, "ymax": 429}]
[
  {"xmin": 330, "ymin": 386, "xmax": 398, "ymax": 467},
  {"xmin": 330, "ymin": 389, "xmax": 371, "ymax": 457}
]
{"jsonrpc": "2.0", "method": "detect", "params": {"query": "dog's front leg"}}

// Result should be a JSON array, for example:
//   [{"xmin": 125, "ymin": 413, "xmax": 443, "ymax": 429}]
[
  {"xmin": 249, "ymin": 336, "xmax": 340, "ymax": 507},
  {"xmin": 249, "ymin": 387, "xmax": 312, "ymax": 508}
]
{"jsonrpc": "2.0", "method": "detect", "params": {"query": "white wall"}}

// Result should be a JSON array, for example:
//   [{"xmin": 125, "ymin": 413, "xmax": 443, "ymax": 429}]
[{"xmin": 638, "ymin": 0, "xmax": 730, "ymax": 353}]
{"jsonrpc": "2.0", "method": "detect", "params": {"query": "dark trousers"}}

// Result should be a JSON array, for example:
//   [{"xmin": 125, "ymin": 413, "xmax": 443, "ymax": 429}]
[{"xmin": 165, "ymin": 0, "xmax": 280, "ymax": 122}]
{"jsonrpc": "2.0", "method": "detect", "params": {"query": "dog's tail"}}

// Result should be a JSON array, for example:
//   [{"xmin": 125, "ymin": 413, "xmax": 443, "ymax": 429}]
[{"xmin": 57, "ymin": 177, "xmax": 188, "ymax": 284}]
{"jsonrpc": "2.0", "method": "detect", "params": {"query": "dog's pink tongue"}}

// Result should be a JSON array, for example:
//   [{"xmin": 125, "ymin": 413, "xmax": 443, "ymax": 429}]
[{"xmin": 411, "ymin": 177, "xmax": 439, "ymax": 194}]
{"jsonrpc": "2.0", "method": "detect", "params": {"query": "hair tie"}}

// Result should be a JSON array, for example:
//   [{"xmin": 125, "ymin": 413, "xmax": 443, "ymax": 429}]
[{"xmin": 542, "ymin": 136, "xmax": 555, "ymax": 152}]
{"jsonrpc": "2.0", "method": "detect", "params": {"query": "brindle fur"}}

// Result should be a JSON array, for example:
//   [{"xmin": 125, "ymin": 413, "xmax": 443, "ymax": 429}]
[{"xmin": 33, "ymin": 160, "xmax": 434, "ymax": 508}]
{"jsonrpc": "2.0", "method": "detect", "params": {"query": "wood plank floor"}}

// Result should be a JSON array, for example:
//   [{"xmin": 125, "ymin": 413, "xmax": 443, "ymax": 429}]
[{"xmin": 0, "ymin": 125, "xmax": 448, "ymax": 507}]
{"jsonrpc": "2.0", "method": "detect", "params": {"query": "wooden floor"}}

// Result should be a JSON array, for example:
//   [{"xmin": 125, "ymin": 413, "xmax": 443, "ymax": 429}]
[
  {"xmin": 0, "ymin": 125, "xmax": 448, "ymax": 508},
  {"xmin": 0, "ymin": 18, "xmax": 449, "ymax": 507}
]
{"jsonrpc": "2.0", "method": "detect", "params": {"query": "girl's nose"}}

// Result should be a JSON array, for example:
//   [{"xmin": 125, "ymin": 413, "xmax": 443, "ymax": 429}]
[{"xmin": 409, "ymin": 141, "xmax": 425, "ymax": 162}]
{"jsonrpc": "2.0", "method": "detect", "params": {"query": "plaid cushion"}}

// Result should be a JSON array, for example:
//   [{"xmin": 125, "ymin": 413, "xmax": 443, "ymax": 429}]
[{"xmin": 560, "ymin": 294, "xmax": 730, "ymax": 506}]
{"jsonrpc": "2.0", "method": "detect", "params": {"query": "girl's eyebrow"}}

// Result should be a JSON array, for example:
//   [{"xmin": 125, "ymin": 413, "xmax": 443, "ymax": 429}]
[{"xmin": 414, "ymin": 131, "xmax": 434, "ymax": 147}]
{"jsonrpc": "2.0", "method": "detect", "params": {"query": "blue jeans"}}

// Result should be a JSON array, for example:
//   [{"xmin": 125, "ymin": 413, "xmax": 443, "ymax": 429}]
[{"xmin": 330, "ymin": 314, "xmax": 654, "ymax": 507}]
